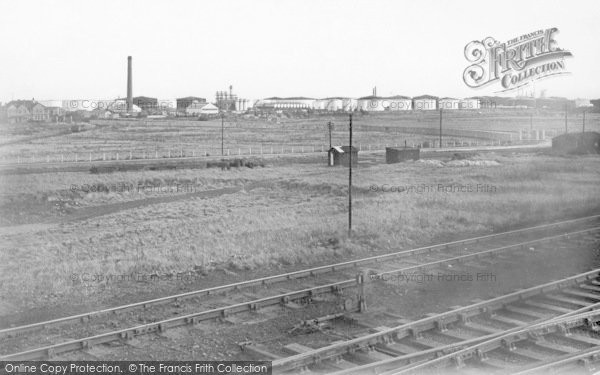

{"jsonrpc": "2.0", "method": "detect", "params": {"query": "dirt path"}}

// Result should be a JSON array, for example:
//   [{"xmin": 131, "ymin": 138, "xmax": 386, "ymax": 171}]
[{"xmin": 0, "ymin": 180, "xmax": 277, "ymax": 234}]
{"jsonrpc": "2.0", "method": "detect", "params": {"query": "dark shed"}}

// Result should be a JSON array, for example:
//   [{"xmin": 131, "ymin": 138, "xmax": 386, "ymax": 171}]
[
  {"xmin": 386, "ymin": 147, "xmax": 420, "ymax": 163},
  {"xmin": 328, "ymin": 146, "xmax": 358, "ymax": 167},
  {"xmin": 552, "ymin": 132, "xmax": 600, "ymax": 154}
]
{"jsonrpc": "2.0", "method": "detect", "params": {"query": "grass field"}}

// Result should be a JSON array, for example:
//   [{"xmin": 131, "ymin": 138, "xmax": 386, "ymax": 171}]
[
  {"xmin": 0, "ymin": 149, "xmax": 599, "ymax": 313},
  {"xmin": 1, "ymin": 110, "xmax": 598, "ymax": 162}
]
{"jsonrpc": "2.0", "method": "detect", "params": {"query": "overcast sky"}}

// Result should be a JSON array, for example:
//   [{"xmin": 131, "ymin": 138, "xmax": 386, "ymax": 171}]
[{"xmin": 1, "ymin": 0, "xmax": 598, "ymax": 103}]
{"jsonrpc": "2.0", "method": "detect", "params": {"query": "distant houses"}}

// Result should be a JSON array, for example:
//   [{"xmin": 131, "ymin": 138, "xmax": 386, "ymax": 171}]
[{"xmin": 1, "ymin": 100, "xmax": 66, "ymax": 123}]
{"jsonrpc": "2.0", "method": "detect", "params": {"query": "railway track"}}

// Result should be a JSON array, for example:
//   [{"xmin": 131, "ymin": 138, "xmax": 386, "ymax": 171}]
[
  {"xmin": 385, "ymin": 309, "xmax": 600, "ymax": 374},
  {"xmin": 1, "ymin": 215, "xmax": 599, "ymax": 361},
  {"xmin": 269, "ymin": 269, "xmax": 600, "ymax": 374}
]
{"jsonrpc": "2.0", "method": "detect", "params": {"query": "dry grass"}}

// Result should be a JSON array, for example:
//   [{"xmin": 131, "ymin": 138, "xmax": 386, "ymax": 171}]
[
  {"xmin": 2, "ymin": 111, "xmax": 598, "ymax": 160},
  {"xmin": 0, "ymin": 152, "xmax": 598, "ymax": 310}
]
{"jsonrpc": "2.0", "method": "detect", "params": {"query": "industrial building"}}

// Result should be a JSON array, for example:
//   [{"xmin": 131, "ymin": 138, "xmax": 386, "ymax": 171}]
[
  {"xmin": 176, "ymin": 97, "xmax": 206, "ymax": 112},
  {"xmin": 536, "ymin": 97, "xmax": 576, "ymax": 110},
  {"xmin": 312, "ymin": 98, "xmax": 357, "ymax": 112},
  {"xmin": 460, "ymin": 98, "xmax": 481, "ymax": 110},
  {"xmin": 133, "ymin": 96, "xmax": 158, "ymax": 111},
  {"xmin": 256, "ymin": 97, "xmax": 316, "ymax": 110},
  {"xmin": 357, "ymin": 96, "xmax": 386, "ymax": 111},
  {"xmin": 185, "ymin": 102, "xmax": 219, "ymax": 116},
  {"xmin": 413, "ymin": 95, "xmax": 438, "ymax": 110},
  {"xmin": 385, "ymin": 95, "xmax": 412, "ymax": 111},
  {"xmin": 439, "ymin": 97, "xmax": 460, "ymax": 110},
  {"xmin": 216, "ymin": 86, "xmax": 250, "ymax": 112}
]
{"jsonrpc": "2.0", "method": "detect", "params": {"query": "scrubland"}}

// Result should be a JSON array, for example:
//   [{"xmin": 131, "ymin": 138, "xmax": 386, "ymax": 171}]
[{"xmin": 0, "ymin": 150, "xmax": 598, "ymax": 316}]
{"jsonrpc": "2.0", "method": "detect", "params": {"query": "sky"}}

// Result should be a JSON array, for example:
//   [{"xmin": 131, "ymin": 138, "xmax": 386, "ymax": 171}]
[{"xmin": 1, "ymin": 0, "xmax": 599, "ymax": 103}]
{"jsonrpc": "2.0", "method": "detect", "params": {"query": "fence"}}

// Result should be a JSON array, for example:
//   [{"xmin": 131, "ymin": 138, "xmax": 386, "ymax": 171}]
[{"xmin": 2, "ymin": 136, "xmax": 550, "ymax": 165}]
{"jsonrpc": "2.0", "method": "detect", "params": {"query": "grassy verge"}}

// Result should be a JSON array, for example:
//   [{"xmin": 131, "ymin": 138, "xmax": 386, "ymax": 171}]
[{"xmin": 0, "ymin": 152, "xmax": 598, "ymax": 311}]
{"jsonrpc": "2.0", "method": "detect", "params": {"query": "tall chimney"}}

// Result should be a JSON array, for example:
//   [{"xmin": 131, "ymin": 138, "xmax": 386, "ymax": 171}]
[
  {"xmin": 373, "ymin": 86, "xmax": 377, "ymax": 97},
  {"xmin": 127, "ymin": 56, "xmax": 133, "ymax": 112}
]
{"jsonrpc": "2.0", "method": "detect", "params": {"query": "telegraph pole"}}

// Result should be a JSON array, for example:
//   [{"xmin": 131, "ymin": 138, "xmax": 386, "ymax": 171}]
[
  {"xmin": 530, "ymin": 112, "xmax": 533, "ymax": 132},
  {"xmin": 565, "ymin": 104, "xmax": 568, "ymax": 134},
  {"xmin": 328, "ymin": 121, "xmax": 333, "ymax": 149},
  {"xmin": 439, "ymin": 108, "xmax": 443, "ymax": 148},
  {"xmin": 348, "ymin": 114, "xmax": 353, "ymax": 238},
  {"xmin": 221, "ymin": 112, "xmax": 224, "ymax": 156},
  {"xmin": 583, "ymin": 110, "xmax": 586, "ymax": 133}
]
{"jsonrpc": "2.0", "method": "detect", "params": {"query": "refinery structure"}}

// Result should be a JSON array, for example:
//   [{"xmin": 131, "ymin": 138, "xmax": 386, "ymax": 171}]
[{"xmin": 1, "ymin": 56, "xmax": 596, "ymax": 123}]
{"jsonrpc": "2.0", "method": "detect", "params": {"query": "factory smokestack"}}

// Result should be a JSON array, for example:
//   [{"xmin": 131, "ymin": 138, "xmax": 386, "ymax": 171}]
[{"xmin": 127, "ymin": 56, "xmax": 133, "ymax": 112}]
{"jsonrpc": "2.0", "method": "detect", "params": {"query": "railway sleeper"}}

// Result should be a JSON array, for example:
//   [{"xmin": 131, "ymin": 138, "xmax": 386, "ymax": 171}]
[
  {"xmin": 452, "ymin": 355, "xmax": 466, "ymax": 368},
  {"xmin": 584, "ymin": 317, "xmax": 600, "ymax": 332},
  {"xmin": 578, "ymin": 357, "xmax": 595, "ymax": 372},
  {"xmin": 501, "ymin": 338, "xmax": 517, "ymax": 351},
  {"xmin": 81, "ymin": 340, "xmax": 93, "ymax": 350},
  {"xmin": 120, "ymin": 331, "xmax": 134, "ymax": 340},
  {"xmin": 134, "ymin": 325, "xmax": 162, "ymax": 335},
  {"xmin": 430, "ymin": 316, "xmax": 451, "ymax": 332},
  {"xmin": 408, "ymin": 327, "xmax": 424, "ymax": 340}
]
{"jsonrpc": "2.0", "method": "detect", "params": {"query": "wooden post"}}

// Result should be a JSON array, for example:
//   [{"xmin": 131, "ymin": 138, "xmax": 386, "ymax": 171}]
[
  {"xmin": 439, "ymin": 108, "xmax": 443, "ymax": 148},
  {"xmin": 565, "ymin": 104, "xmax": 568, "ymax": 133},
  {"xmin": 348, "ymin": 114, "xmax": 353, "ymax": 238},
  {"xmin": 221, "ymin": 113, "xmax": 224, "ymax": 156}
]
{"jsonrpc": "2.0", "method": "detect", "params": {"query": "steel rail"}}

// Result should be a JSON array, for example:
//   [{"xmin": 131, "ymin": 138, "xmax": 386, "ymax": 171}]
[
  {"xmin": 272, "ymin": 268, "xmax": 600, "ymax": 372},
  {"xmin": 328, "ymin": 302, "xmax": 600, "ymax": 375},
  {"xmin": 512, "ymin": 347, "xmax": 600, "ymax": 375},
  {"xmin": 2, "ymin": 215, "xmax": 597, "ymax": 338},
  {"xmin": 0, "ymin": 279, "xmax": 357, "ymax": 360},
  {"xmin": 385, "ymin": 309, "xmax": 600, "ymax": 375},
  {"xmin": 3, "ymin": 228, "xmax": 598, "ymax": 361}
]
